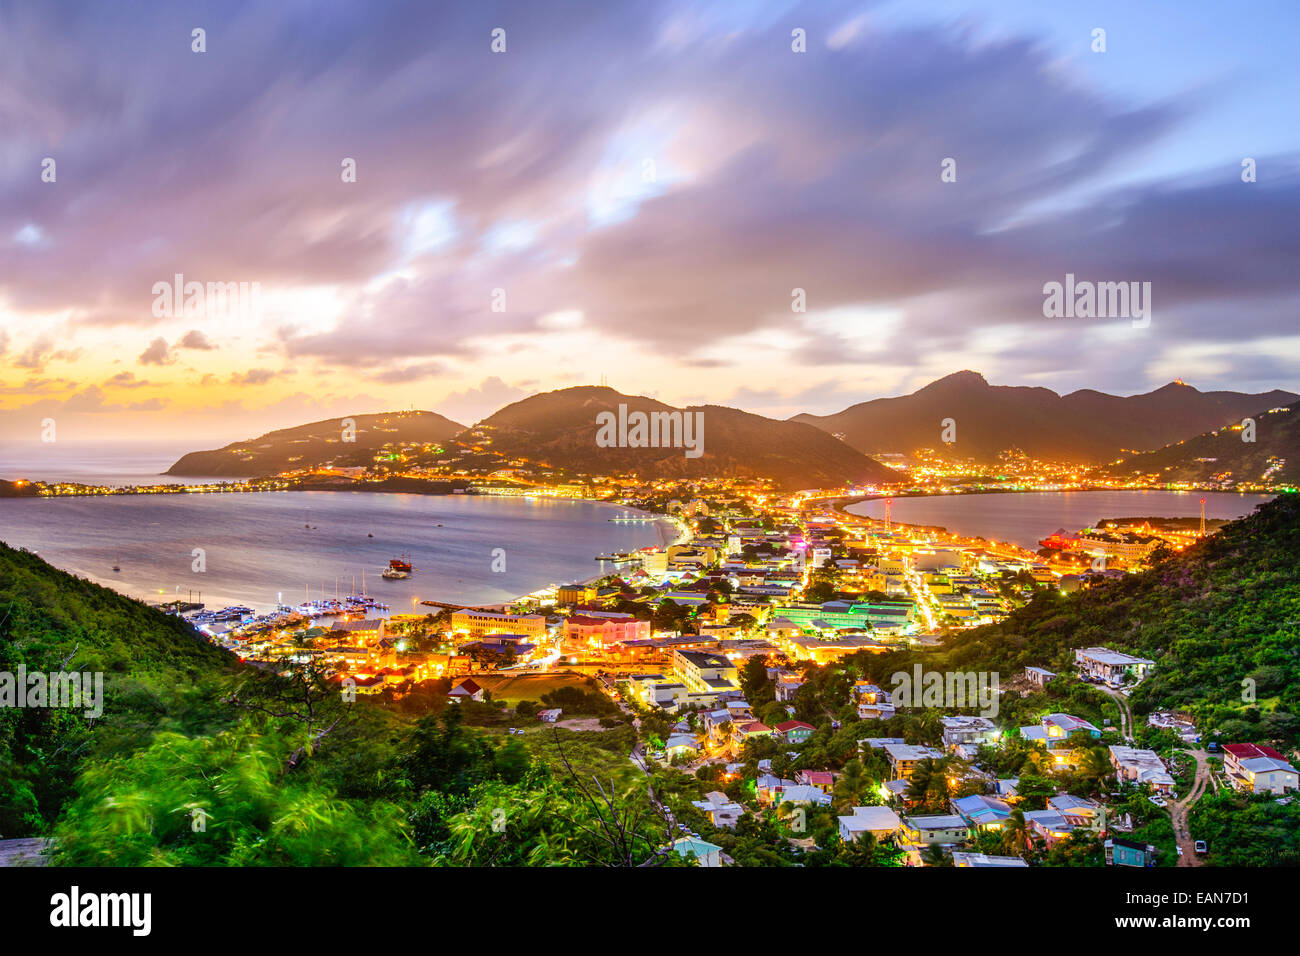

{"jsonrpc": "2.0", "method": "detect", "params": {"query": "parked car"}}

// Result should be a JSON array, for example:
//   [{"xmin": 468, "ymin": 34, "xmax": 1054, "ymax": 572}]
[{"xmin": 1148, "ymin": 795, "xmax": 1168, "ymax": 808}]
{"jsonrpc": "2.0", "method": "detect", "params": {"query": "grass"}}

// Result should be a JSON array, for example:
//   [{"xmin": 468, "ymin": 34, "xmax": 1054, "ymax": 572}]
[{"xmin": 472, "ymin": 670, "xmax": 601, "ymax": 704}]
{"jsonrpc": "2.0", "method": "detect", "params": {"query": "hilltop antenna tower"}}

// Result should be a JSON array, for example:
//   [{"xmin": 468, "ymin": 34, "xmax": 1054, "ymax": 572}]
[{"xmin": 1199, "ymin": 497, "xmax": 1207, "ymax": 537}]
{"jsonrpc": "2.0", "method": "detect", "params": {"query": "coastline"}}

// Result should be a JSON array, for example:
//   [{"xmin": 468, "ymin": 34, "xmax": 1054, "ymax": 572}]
[{"xmin": 3, "ymin": 493, "xmax": 687, "ymax": 620}]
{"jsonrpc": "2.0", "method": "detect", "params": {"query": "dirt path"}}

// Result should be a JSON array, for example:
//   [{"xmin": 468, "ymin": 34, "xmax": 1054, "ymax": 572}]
[
  {"xmin": 1099, "ymin": 686, "xmax": 1133, "ymax": 740},
  {"xmin": 1171, "ymin": 748, "xmax": 1211, "ymax": 867}
]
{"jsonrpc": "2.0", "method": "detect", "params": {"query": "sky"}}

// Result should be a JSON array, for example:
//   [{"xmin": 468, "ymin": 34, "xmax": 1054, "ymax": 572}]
[{"xmin": 1, "ymin": 0, "xmax": 1297, "ymax": 446}]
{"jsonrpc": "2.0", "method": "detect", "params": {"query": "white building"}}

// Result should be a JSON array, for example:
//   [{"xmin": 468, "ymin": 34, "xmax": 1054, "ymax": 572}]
[{"xmin": 838, "ymin": 806, "xmax": 903, "ymax": 843}]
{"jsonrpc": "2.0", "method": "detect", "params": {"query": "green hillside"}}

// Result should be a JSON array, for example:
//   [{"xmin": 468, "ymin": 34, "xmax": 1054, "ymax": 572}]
[
  {"xmin": 1108, "ymin": 402, "xmax": 1299, "ymax": 487},
  {"xmin": 873, "ymin": 493, "xmax": 1300, "ymax": 747},
  {"xmin": 0, "ymin": 541, "xmax": 236, "ymax": 836}
]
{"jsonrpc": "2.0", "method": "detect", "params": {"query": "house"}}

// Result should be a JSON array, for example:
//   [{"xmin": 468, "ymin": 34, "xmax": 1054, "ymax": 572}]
[
  {"xmin": 633, "ymin": 678, "xmax": 690, "ymax": 711},
  {"xmin": 951, "ymin": 794, "xmax": 1011, "ymax": 830},
  {"xmin": 536, "ymin": 707, "xmax": 563, "ymax": 723},
  {"xmin": 1024, "ymin": 666, "xmax": 1056, "ymax": 688},
  {"xmin": 724, "ymin": 699, "xmax": 754, "ymax": 722},
  {"xmin": 854, "ymin": 683, "xmax": 896, "ymax": 720},
  {"xmin": 673, "ymin": 836, "xmax": 723, "ymax": 867},
  {"xmin": 691, "ymin": 791, "xmax": 744, "ymax": 829},
  {"xmin": 882, "ymin": 778, "xmax": 910, "ymax": 802},
  {"xmin": 1075, "ymin": 646, "xmax": 1155, "ymax": 685},
  {"xmin": 1019, "ymin": 714, "xmax": 1100, "ymax": 760},
  {"xmin": 951, "ymin": 851, "xmax": 1028, "ymax": 868},
  {"xmin": 1022, "ymin": 809, "xmax": 1079, "ymax": 845},
  {"xmin": 993, "ymin": 778, "xmax": 1020, "ymax": 800},
  {"xmin": 1106, "ymin": 837, "xmax": 1155, "ymax": 867},
  {"xmin": 665, "ymin": 734, "xmax": 700, "ymax": 759},
  {"xmin": 940, "ymin": 715, "xmax": 1000, "ymax": 754},
  {"xmin": 797, "ymin": 770, "xmax": 836, "ymax": 793},
  {"xmin": 900, "ymin": 814, "xmax": 971, "ymax": 846},
  {"xmin": 447, "ymin": 678, "xmax": 485, "ymax": 703},
  {"xmin": 1222, "ymin": 744, "xmax": 1299, "ymax": 794},
  {"xmin": 755, "ymin": 775, "xmax": 797, "ymax": 805},
  {"xmin": 703, "ymin": 709, "xmax": 734, "ymax": 742},
  {"xmin": 774, "ymin": 720, "xmax": 816, "ymax": 744},
  {"xmin": 1048, "ymin": 794, "xmax": 1103, "ymax": 828},
  {"xmin": 883, "ymin": 743, "xmax": 944, "ymax": 780},
  {"xmin": 730, "ymin": 721, "xmax": 774, "ymax": 756},
  {"xmin": 774, "ymin": 673, "xmax": 805, "ymax": 702},
  {"xmin": 1109, "ymin": 745, "xmax": 1175, "ymax": 793},
  {"xmin": 773, "ymin": 785, "xmax": 833, "ymax": 807},
  {"xmin": 838, "ymin": 806, "xmax": 902, "ymax": 843}
]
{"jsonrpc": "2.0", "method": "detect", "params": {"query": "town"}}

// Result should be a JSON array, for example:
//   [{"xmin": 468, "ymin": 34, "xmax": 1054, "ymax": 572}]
[{"xmin": 179, "ymin": 475, "xmax": 1298, "ymax": 867}]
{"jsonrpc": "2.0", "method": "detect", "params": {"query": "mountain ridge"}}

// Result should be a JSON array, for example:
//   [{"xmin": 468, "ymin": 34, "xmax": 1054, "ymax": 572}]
[
  {"xmin": 166, "ymin": 410, "xmax": 466, "ymax": 477},
  {"xmin": 792, "ymin": 373, "xmax": 1297, "ymax": 464}
]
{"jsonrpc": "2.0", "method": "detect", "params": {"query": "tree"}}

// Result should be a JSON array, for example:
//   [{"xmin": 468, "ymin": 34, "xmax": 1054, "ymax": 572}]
[
  {"xmin": 1076, "ymin": 747, "xmax": 1113, "ymax": 794},
  {"xmin": 1001, "ymin": 809, "xmax": 1030, "ymax": 857}
]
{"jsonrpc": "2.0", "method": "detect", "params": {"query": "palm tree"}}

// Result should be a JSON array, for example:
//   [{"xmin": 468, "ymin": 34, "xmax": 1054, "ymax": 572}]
[
  {"xmin": 1077, "ymin": 747, "xmax": 1112, "ymax": 792},
  {"xmin": 920, "ymin": 843, "xmax": 950, "ymax": 867},
  {"xmin": 1001, "ymin": 809, "xmax": 1030, "ymax": 857},
  {"xmin": 834, "ymin": 758, "xmax": 869, "ymax": 808}
]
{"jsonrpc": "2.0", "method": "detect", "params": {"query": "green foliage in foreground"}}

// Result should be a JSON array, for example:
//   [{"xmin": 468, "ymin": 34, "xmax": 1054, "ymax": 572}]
[
  {"xmin": 0, "ymin": 541, "xmax": 235, "ymax": 837},
  {"xmin": 53, "ymin": 722, "xmax": 421, "ymax": 866}
]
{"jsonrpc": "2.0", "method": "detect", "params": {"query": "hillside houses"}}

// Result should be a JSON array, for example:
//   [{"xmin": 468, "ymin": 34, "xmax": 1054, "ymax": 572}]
[
  {"xmin": 1223, "ymin": 744, "xmax": 1299, "ymax": 794},
  {"xmin": 1074, "ymin": 646, "xmax": 1155, "ymax": 686},
  {"xmin": 1109, "ymin": 745, "xmax": 1175, "ymax": 793},
  {"xmin": 838, "ymin": 806, "xmax": 903, "ymax": 843}
]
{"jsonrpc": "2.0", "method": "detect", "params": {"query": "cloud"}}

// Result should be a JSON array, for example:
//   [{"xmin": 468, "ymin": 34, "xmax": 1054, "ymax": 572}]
[
  {"xmin": 435, "ymin": 376, "xmax": 530, "ymax": 424},
  {"xmin": 11, "ymin": 336, "xmax": 80, "ymax": 371},
  {"xmin": 367, "ymin": 362, "xmax": 445, "ymax": 385},
  {"xmin": 229, "ymin": 368, "xmax": 289, "ymax": 387},
  {"xmin": 138, "ymin": 337, "xmax": 173, "ymax": 366},
  {"xmin": 178, "ymin": 329, "xmax": 216, "ymax": 350},
  {"xmin": 105, "ymin": 371, "xmax": 149, "ymax": 389},
  {"xmin": 57, "ymin": 385, "xmax": 168, "ymax": 414},
  {"xmin": 0, "ymin": 0, "xmax": 1294, "ymax": 420}
]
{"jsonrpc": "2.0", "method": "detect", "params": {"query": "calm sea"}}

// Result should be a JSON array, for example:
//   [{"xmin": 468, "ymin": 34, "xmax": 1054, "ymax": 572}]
[
  {"xmin": 0, "ymin": 441, "xmax": 224, "ymax": 485},
  {"xmin": 846, "ymin": 490, "xmax": 1274, "ymax": 550},
  {"xmin": 0, "ymin": 491, "xmax": 677, "ymax": 613}
]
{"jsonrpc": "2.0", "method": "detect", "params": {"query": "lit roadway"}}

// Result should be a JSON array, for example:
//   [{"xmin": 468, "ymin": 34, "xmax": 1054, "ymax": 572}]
[{"xmin": 902, "ymin": 564, "xmax": 939, "ymax": 632}]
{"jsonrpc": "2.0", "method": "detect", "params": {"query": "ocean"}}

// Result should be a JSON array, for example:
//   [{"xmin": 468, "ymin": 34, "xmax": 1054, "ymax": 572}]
[
  {"xmin": 0, "ymin": 490, "xmax": 678, "ymax": 613},
  {"xmin": 846, "ymin": 490, "xmax": 1275, "ymax": 550}
]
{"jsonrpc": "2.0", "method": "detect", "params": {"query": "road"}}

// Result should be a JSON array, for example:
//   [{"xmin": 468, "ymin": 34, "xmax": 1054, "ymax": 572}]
[
  {"xmin": 1098, "ymin": 685, "xmax": 1133, "ymax": 740},
  {"xmin": 1097, "ymin": 687, "xmax": 1209, "ymax": 866},
  {"xmin": 1170, "ymin": 747, "xmax": 1212, "ymax": 867}
]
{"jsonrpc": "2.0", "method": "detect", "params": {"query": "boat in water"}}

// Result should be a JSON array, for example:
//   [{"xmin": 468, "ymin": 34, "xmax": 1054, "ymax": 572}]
[
  {"xmin": 388, "ymin": 553, "xmax": 414, "ymax": 573},
  {"xmin": 381, "ymin": 567, "xmax": 409, "ymax": 580}
]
